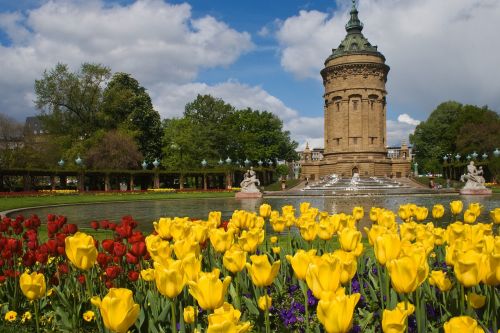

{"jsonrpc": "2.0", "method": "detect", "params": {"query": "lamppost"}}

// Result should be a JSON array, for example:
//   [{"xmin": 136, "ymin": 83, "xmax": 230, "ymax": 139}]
[
  {"xmin": 225, "ymin": 157, "xmax": 232, "ymax": 189},
  {"xmin": 57, "ymin": 159, "xmax": 66, "ymax": 190},
  {"xmin": 152, "ymin": 158, "xmax": 160, "ymax": 189},
  {"xmin": 142, "ymin": 160, "xmax": 148, "ymax": 170},
  {"xmin": 75, "ymin": 155, "xmax": 84, "ymax": 192},
  {"xmin": 201, "ymin": 159, "xmax": 208, "ymax": 190},
  {"xmin": 413, "ymin": 162, "xmax": 418, "ymax": 177}
]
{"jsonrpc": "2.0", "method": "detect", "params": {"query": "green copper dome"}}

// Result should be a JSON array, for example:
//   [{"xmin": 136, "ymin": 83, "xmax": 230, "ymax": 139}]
[{"xmin": 325, "ymin": 1, "xmax": 384, "ymax": 63}]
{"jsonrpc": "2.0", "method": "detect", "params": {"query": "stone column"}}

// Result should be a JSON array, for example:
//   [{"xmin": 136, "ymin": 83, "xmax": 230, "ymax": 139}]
[
  {"xmin": 203, "ymin": 174, "xmax": 208, "ymax": 190},
  {"xmin": 154, "ymin": 172, "xmax": 160, "ymax": 189},
  {"xmin": 104, "ymin": 174, "xmax": 111, "ymax": 192},
  {"xmin": 129, "ymin": 175, "xmax": 134, "ymax": 191},
  {"xmin": 179, "ymin": 174, "xmax": 184, "ymax": 190}
]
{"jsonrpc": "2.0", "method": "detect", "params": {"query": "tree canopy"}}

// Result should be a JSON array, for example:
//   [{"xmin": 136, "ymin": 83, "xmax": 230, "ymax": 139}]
[
  {"xmin": 162, "ymin": 95, "xmax": 298, "ymax": 169},
  {"xmin": 410, "ymin": 101, "xmax": 500, "ymax": 176},
  {"xmin": 34, "ymin": 63, "xmax": 162, "ymax": 165}
]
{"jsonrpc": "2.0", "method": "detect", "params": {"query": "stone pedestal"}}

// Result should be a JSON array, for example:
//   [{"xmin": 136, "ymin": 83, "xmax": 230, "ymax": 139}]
[
  {"xmin": 235, "ymin": 191, "xmax": 262, "ymax": 199},
  {"xmin": 459, "ymin": 188, "xmax": 492, "ymax": 195}
]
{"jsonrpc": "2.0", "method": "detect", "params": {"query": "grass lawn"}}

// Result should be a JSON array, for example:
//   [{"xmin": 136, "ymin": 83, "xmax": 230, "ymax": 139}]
[{"xmin": 0, "ymin": 191, "xmax": 235, "ymax": 212}]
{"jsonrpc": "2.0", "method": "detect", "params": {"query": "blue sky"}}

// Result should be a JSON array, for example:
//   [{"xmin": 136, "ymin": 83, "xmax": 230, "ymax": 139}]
[{"xmin": 1, "ymin": 0, "xmax": 499, "ymax": 149}]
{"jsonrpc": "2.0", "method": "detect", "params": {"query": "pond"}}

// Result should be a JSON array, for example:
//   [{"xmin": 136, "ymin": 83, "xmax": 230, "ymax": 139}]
[{"xmin": 7, "ymin": 194, "xmax": 500, "ymax": 232}]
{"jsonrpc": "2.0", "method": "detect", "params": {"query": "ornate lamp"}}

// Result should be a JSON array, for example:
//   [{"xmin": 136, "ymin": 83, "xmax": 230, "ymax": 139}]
[
  {"xmin": 141, "ymin": 160, "xmax": 148, "ymax": 170},
  {"xmin": 471, "ymin": 151, "xmax": 478, "ymax": 160},
  {"xmin": 482, "ymin": 152, "xmax": 488, "ymax": 160},
  {"xmin": 218, "ymin": 158, "xmax": 224, "ymax": 165},
  {"xmin": 466, "ymin": 155, "xmax": 471, "ymax": 161},
  {"xmin": 58, "ymin": 159, "xmax": 65, "ymax": 167},
  {"xmin": 455, "ymin": 153, "xmax": 461, "ymax": 161},
  {"xmin": 244, "ymin": 158, "xmax": 250, "ymax": 166},
  {"xmin": 201, "ymin": 159, "xmax": 207, "ymax": 167},
  {"xmin": 225, "ymin": 157, "xmax": 232, "ymax": 164},
  {"xmin": 443, "ymin": 155, "xmax": 448, "ymax": 162},
  {"xmin": 153, "ymin": 158, "xmax": 160, "ymax": 168},
  {"xmin": 258, "ymin": 160, "xmax": 263, "ymax": 167},
  {"xmin": 494, "ymin": 148, "xmax": 500, "ymax": 158},
  {"xmin": 75, "ymin": 156, "xmax": 82, "ymax": 166}
]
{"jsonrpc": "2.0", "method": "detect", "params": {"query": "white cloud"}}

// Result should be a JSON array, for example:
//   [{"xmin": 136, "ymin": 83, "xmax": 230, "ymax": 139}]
[
  {"xmin": 0, "ymin": 0, "xmax": 253, "ymax": 119},
  {"xmin": 151, "ymin": 80, "xmax": 298, "ymax": 119},
  {"xmin": 397, "ymin": 113, "xmax": 420, "ymax": 126},
  {"xmin": 275, "ymin": 0, "xmax": 500, "ymax": 119}
]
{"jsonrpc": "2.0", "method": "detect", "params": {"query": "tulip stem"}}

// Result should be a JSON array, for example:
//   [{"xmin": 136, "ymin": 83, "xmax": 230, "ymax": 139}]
[
  {"xmin": 491, "ymin": 285, "xmax": 498, "ymax": 332},
  {"xmin": 460, "ymin": 284, "xmax": 465, "ymax": 315},
  {"xmin": 265, "ymin": 306, "xmax": 271, "ymax": 333},
  {"xmin": 299, "ymin": 280, "xmax": 310, "ymax": 333},
  {"xmin": 404, "ymin": 295, "xmax": 409, "ymax": 333},
  {"xmin": 377, "ymin": 263, "xmax": 385, "ymax": 311},
  {"xmin": 34, "ymin": 299, "xmax": 40, "ymax": 333},
  {"xmin": 171, "ymin": 300, "xmax": 177, "ymax": 333}
]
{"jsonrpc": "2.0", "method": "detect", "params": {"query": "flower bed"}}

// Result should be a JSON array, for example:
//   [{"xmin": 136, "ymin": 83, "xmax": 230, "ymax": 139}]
[{"xmin": 0, "ymin": 201, "xmax": 499, "ymax": 332}]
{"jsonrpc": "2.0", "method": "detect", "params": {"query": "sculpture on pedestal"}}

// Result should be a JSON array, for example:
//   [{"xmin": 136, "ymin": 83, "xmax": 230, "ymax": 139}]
[
  {"xmin": 240, "ymin": 167, "xmax": 260, "ymax": 193},
  {"xmin": 459, "ymin": 161, "xmax": 491, "ymax": 195}
]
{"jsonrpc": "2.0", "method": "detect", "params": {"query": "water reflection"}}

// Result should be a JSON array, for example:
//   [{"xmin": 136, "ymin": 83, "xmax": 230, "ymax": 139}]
[{"xmin": 7, "ymin": 194, "xmax": 500, "ymax": 232}]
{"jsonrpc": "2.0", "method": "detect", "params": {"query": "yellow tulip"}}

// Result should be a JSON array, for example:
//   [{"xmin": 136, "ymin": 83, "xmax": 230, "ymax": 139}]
[
  {"xmin": 382, "ymin": 302, "xmax": 415, "ymax": 333},
  {"xmin": 286, "ymin": 249, "xmax": 317, "ymax": 281},
  {"xmin": 299, "ymin": 220, "xmax": 318, "ymax": 242},
  {"xmin": 270, "ymin": 236, "xmax": 278, "ymax": 244},
  {"xmin": 154, "ymin": 260, "xmax": 185, "ymax": 299},
  {"xmin": 238, "ymin": 229, "xmax": 264, "ymax": 253},
  {"xmin": 450, "ymin": 200, "xmax": 463, "ymax": 215},
  {"xmin": 352, "ymin": 206, "xmax": 364, "ymax": 221},
  {"xmin": 398, "ymin": 204, "xmax": 412, "ymax": 222},
  {"xmin": 490, "ymin": 208, "xmax": 500, "ymax": 224},
  {"xmin": 92, "ymin": 288, "xmax": 140, "ymax": 333},
  {"xmin": 483, "ymin": 250, "xmax": 500, "ymax": 286},
  {"xmin": 208, "ymin": 211, "xmax": 222, "ymax": 226},
  {"xmin": 145, "ymin": 234, "xmax": 172, "ymax": 266},
  {"xmin": 443, "ymin": 316, "xmax": 484, "ymax": 333},
  {"xmin": 467, "ymin": 293, "xmax": 486, "ymax": 309},
  {"xmin": 378, "ymin": 210, "xmax": 397, "ymax": 230},
  {"xmin": 153, "ymin": 217, "xmax": 173, "ymax": 239},
  {"xmin": 20, "ymin": 272, "xmax": 46, "ymax": 300},
  {"xmin": 370, "ymin": 207, "xmax": 381, "ymax": 222},
  {"xmin": 222, "ymin": 245, "xmax": 247, "ymax": 274},
  {"xmin": 338, "ymin": 227, "xmax": 362, "ymax": 253},
  {"xmin": 65, "ymin": 232, "xmax": 97, "ymax": 270},
  {"xmin": 374, "ymin": 233, "xmax": 401, "ymax": 266},
  {"xmin": 270, "ymin": 216, "xmax": 287, "ymax": 232},
  {"xmin": 209, "ymin": 228, "xmax": 234, "ymax": 253},
  {"xmin": 468, "ymin": 203, "xmax": 482, "ymax": 217},
  {"xmin": 190, "ymin": 223, "xmax": 209, "ymax": 244},
  {"xmin": 454, "ymin": 250, "xmax": 485, "ymax": 287},
  {"xmin": 386, "ymin": 256, "xmax": 420, "ymax": 294},
  {"xmin": 433, "ymin": 227, "xmax": 446, "ymax": 245},
  {"xmin": 258, "ymin": 295, "xmax": 272, "ymax": 311},
  {"xmin": 428, "ymin": 270, "xmax": 452, "ymax": 291},
  {"xmin": 181, "ymin": 253, "xmax": 202, "ymax": 282},
  {"xmin": 83, "ymin": 310, "xmax": 95, "ymax": 322},
  {"xmin": 173, "ymin": 238, "xmax": 200, "ymax": 260},
  {"xmin": 432, "ymin": 204, "xmax": 445, "ymax": 219},
  {"xmin": 364, "ymin": 224, "xmax": 388, "ymax": 246},
  {"xmin": 207, "ymin": 302, "xmax": 251, "ymax": 333},
  {"xmin": 246, "ymin": 255, "xmax": 280, "ymax": 287},
  {"xmin": 188, "ymin": 269, "xmax": 231, "ymax": 310},
  {"xmin": 318, "ymin": 218, "xmax": 337, "ymax": 240},
  {"xmin": 4, "ymin": 311, "xmax": 17, "ymax": 322},
  {"xmin": 446, "ymin": 222, "xmax": 466, "ymax": 244},
  {"xmin": 305, "ymin": 255, "xmax": 342, "ymax": 299},
  {"xmin": 331, "ymin": 250, "xmax": 357, "ymax": 284},
  {"xmin": 300, "ymin": 202, "xmax": 311, "ymax": 214},
  {"xmin": 463, "ymin": 209, "xmax": 477, "ymax": 224},
  {"xmin": 317, "ymin": 292, "xmax": 360, "ymax": 333},
  {"xmin": 415, "ymin": 206, "xmax": 428, "ymax": 222},
  {"xmin": 272, "ymin": 246, "xmax": 281, "ymax": 254},
  {"xmin": 184, "ymin": 306, "xmax": 195, "ymax": 324},
  {"xmin": 400, "ymin": 222, "xmax": 417, "ymax": 242},
  {"xmin": 140, "ymin": 268, "xmax": 155, "ymax": 282},
  {"xmin": 259, "ymin": 203, "xmax": 272, "ymax": 218},
  {"xmin": 172, "ymin": 219, "xmax": 192, "ymax": 241}
]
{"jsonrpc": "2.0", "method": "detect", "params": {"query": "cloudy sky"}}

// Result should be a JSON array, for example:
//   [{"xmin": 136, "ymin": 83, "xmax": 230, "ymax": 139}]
[{"xmin": 1, "ymin": 0, "xmax": 499, "ymax": 149}]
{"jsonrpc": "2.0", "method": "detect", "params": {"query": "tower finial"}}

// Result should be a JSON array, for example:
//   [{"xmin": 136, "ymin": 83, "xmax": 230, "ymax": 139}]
[{"xmin": 345, "ymin": 0, "xmax": 363, "ymax": 33}]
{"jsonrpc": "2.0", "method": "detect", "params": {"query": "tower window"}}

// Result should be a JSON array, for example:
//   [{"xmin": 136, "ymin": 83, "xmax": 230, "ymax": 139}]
[
  {"xmin": 370, "ymin": 137, "xmax": 375, "ymax": 144},
  {"xmin": 353, "ymin": 100, "xmax": 358, "ymax": 110},
  {"xmin": 336, "ymin": 138, "xmax": 340, "ymax": 145},
  {"xmin": 353, "ymin": 137, "xmax": 358, "ymax": 144}
]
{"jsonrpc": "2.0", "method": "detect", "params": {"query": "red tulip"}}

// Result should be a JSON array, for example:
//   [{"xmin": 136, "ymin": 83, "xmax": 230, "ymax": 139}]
[
  {"xmin": 113, "ymin": 242, "xmax": 127, "ymax": 257},
  {"xmin": 128, "ymin": 270, "xmax": 139, "ymax": 282},
  {"xmin": 102, "ymin": 240, "xmax": 114, "ymax": 254}
]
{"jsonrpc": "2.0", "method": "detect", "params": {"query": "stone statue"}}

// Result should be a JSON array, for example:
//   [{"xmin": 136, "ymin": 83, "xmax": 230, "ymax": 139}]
[
  {"xmin": 240, "ymin": 167, "xmax": 260, "ymax": 193},
  {"xmin": 461, "ymin": 161, "xmax": 487, "ymax": 189}
]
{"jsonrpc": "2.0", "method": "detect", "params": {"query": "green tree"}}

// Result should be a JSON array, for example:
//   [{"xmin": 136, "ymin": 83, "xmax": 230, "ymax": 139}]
[
  {"xmin": 85, "ymin": 130, "xmax": 143, "ymax": 169},
  {"xmin": 102, "ymin": 73, "xmax": 163, "ymax": 161},
  {"xmin": 410, "ymin": 101, "xmax": 500, "ymax": 178},
  {"xmin": 34, "ymin": 63, "xmax": 111, "ymax": 140}
]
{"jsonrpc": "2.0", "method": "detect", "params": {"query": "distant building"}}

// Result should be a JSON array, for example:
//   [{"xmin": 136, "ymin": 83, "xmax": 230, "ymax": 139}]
[{"xmin": 25, "ymin": 116, "xmax": 45, "ymax": 135}]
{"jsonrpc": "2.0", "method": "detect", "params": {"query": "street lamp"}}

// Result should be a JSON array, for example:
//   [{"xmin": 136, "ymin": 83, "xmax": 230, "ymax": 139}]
[
  {"xmin": 466, "ymin": 155, "xmax": 471, "ymax": 161},
  {"xmin": 218, "ymin": 158, "xmax": 224, "ymax": 165},
  {"xmin": 258, "ymin": 160, "xmax": 263, "ymax": 167},
  {"xmin": 58, "ymin": 159, "xmax": 65, "ymax": 167},
  {"xmin": 75, "ymin": 155, "xmax": 82, "ymax": 166},
  {"xmin": 153, "ymin": 158, "xmax": 160, "ymax": 168},
  {"xmin": 141, "ymin": 160, "xmax": 148, "ymax": 170},
  {"xmin": 482, "ymin": 153, "xmax": 488, "ymax": 160},
  {"xmin": 472, "ymin": 151, "xmax": 478, "ymax": 160},
  {"xmin": 494, "ymin": 148, "xmax": 500, "ymax": 158},
  {"xmin": 201, "ymin": 159, "xmax": 208, "ymax": 167},
  {"xmin": 225, "ymin": 157, "xmax": 232, "ymax": 164},
  {"xmin": 455, "ymin": 153, "xmax": 461, "ymax": 161},
  {"xmin": 244, "ymin": 158, "xmax": 250, "ymax": 166}
]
